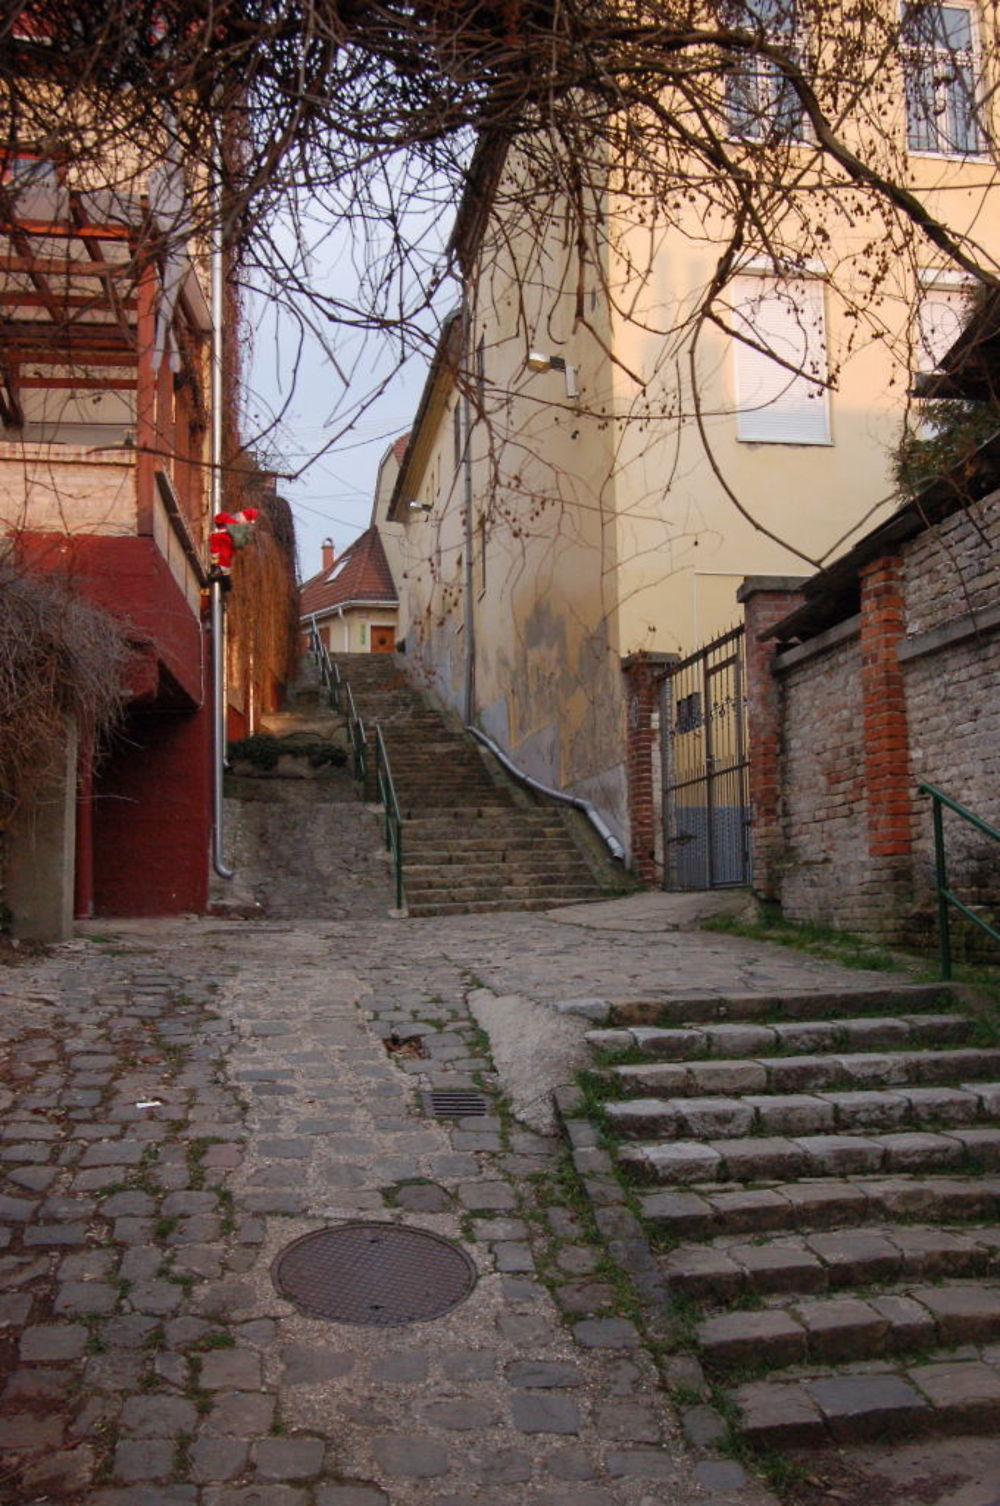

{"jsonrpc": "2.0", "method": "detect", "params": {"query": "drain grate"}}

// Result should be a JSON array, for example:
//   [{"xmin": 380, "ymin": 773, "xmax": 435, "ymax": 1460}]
[
  {"xmin": 272, "ymin": 1222, "xmax": 477, "ymax": 1326},
  {"xmin": 425, "ymin": 1089, "xmax": 489, "ymax": 1118}
]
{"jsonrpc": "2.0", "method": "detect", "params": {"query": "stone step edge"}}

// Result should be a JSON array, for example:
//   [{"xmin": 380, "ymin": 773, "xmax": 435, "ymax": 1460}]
[
  {"xmin": 697, "ymin": 1281, "xmax": 1000, "ymax": 1374},
  {"xmin": 589, "ymin": 1013, "xmax": 975, "ymax": 1061},
  {"xmin": 639, "ymin": 1173, "xmax": 1000, "ymax": 1238},
  {"xmin": 604, "ymin": 1083, "xmax": 1000, "ymax": 1139},
  {"xmin": 607, "ymin": 983, "xmax": 966, "ymax": 1027},
  {"xmin": 733, "ymin": 1353, "xmax": 1000, "ymax": 1448},
  {"xmin": 617, "ymin": 1126, "xmax": 1000, "ymax": 1183}
]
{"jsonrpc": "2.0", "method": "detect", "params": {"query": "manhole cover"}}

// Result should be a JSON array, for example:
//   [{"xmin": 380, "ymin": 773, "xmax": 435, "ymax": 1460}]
[
  {"xmin": 425, "ymin": 1089, "xmax": 488, "ymax": 1118},
  {"xmin": 272, "ymin": 1223, "xmax": 477, "ymax": 1326}
]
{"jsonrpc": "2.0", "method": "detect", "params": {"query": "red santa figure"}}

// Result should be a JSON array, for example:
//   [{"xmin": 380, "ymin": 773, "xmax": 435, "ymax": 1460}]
[{"xmin": 209, "ymin": 508, "xmax": 260, "ymax": 575}]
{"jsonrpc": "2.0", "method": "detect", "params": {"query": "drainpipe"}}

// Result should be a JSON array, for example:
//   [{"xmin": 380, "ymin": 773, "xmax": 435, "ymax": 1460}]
[
  {"xmin": 210, "ymin": 142, "xmax": 233, "ymax": 880},
  {"xmin": 462, "ymin": 303, "xmax": 476, "ymax": 724}
]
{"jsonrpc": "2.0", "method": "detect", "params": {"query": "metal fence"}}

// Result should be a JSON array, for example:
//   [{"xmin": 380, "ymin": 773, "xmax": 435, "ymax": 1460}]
[{"xmin": 661, "ymin": 625, "xmax": 750, "ymax": 890}]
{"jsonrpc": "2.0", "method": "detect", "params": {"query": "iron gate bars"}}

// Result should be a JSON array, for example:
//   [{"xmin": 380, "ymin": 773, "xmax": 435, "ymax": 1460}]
[{"xmin": 662, "ymin": 625, "xmax": 750, "ymax": 890}]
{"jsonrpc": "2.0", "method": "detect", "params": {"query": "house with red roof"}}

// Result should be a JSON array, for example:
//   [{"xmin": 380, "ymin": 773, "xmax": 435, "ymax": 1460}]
[{"xmin": 300, "ymin": 525, "xmax": 399, "ymax": 654}]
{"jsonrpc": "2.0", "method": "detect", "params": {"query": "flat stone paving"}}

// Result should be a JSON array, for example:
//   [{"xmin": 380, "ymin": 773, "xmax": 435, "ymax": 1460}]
[{"xmin": 0, "ymin": 902, "xmax": 910, "ymax": 1506}]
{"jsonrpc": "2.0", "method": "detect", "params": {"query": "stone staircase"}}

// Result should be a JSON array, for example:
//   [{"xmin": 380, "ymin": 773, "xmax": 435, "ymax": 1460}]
[
  {"xmin": 584, "ymin": 982, "xmax": 1000, "ymax": 1452},
  {"xmin": 333, "ymin": 652, "xmax": 621, "ymax": 917}
]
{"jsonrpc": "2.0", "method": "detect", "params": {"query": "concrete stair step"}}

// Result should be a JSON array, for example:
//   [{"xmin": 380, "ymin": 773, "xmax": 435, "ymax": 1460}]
[
  {"xmin": 608, "ymin": 985, "xmax": 960, "ymax": 1028},
  {"xmin": 640, "ymin": 1174, "xmax": 1000, "ymax": 1239},
  {"xmin": 605, "ymin": 1083, "xmax": 1000, "ymax": 1141},
  {"xmin": 698, "ymin": 1280, "xmax": 1000, "ymax": 1374},
  {"xmin": 403, "ymin": 879, "xmax": 602, "ymax": 897},
  {"xmin": 606, "ymin": 1047, "xmax": 1000, "ymax": 1098},
  {"xmin": 408, "ymin": 895, "xmax": 597, "ymax": 916},
  {"xmin": 617, "ymin": 1125, "xmax": 1000, "ymax": 1184},
  {"xmin": 733, "ymin": 1353, "xmax": 1000, "ymax": 1448},
  {"xmin": 589, "ymin": 1012, "xmax": 974, "ymax": 1062},
  {"xmin": 660, "ymin": 1223, "xmax": 999, "ymax": 1302}
]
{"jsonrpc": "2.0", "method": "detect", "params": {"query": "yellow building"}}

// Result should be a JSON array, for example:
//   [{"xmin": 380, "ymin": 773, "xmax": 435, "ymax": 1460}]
[{"xmin": 388, "ymin": 1, "xmax": 1000, "ymax": 871}]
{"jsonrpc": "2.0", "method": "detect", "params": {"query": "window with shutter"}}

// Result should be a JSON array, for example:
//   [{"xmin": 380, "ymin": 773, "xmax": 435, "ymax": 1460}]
[
  {"xmin": 916, "ymin": 276, "xmax": 972, "ymax": 372},
  {"xmin": 730, "ymin": 275, "xmax": 830, "ymax": 443}
]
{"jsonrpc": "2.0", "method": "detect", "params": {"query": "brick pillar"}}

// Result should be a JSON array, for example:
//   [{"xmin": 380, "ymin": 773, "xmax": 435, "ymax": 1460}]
[
  {"xmin": 622, "ymin": 652, "xmax": 674, "ymax": 884},
  {"xmin": 737, "ymin": 576, "xmax": 808, "ymax": 899},
  {"xmin": 860, "ymin": 554, "xmax": 912, "ymax": 862}
]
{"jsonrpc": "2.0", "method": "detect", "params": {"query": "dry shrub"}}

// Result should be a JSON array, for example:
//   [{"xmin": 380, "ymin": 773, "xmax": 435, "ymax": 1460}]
[{"xmin": 0, "ymin": 565, "xmax": 131, "ymax": 830}]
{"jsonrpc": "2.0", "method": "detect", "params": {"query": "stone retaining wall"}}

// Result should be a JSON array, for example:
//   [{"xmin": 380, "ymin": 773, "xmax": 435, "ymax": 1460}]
[{"xmin": 744, "ymin": 489, "xmax": 1000, "ymax": 945}]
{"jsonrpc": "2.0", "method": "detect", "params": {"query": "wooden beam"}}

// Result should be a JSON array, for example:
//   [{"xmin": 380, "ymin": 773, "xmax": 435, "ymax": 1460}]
[
  {"xmin": 136, "ymin": 260, "xmax": 157, "ymax": 533},
  {"xmin": 0, "ymin": 255, "xmax": 135, "ymax": 278},
  {"xmin": 0, "ymin": 290, "xmax": 137, "ymax": 310},
  {"xmin": 17, "ymin": 375, "xmax": 136, "ymax": 390}
]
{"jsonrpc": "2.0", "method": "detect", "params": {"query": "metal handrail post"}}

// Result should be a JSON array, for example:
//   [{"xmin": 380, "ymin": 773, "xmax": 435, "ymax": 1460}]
[{"xmin": 931, "ymin": 793, "xmax": 952, "ymax": 981}]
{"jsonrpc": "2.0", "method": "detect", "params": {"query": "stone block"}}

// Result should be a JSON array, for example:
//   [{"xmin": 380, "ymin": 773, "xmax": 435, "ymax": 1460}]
[
  {"xmin": 637, "ymin": 1190, "xmax": 715, "ymax": 1237},
  {"xmin": 793, "ymin": 1296, "xmax": 889, "ymax": 1362},
  {"xmin": 824, "ymin": 1090, "xmax": 908, "ymax": 1132},
  {"xmin": 795, "ymin": 1134, "xmax": 885, "ymax": 1176},
  {"xmin": 718, "ymin": 1137, "xmax": 805, "ymax": 1182},
  {"xmin": 870, "ymin": 1294, "xmax": 936, "ymax": 1352},
  {"xmin": 762, "ymin": 1055, "xmax": 839, "ymax": 1092},
  {"xmin": 808, "ymin": 1373, "xmax": 930, "ymax": 1442},
  {"xmin": 678, "ymin": 1097, "xmax": 754, "ymax": 1139},
  {"xmin": 661, "ymin": 1246, "xmax": 742, "ymax": 1301},
  {"xmin": 908, "ymin": 1360, "xmax": 1000, "ymax": 1429},
  {"xmin": 832, "ymin": 1053, "xmax": 908, "ymax": 1085},
  {"xmin": 734, "ymin": 1380, "xmax": 827, "ymax": 1449},
  {"xmin": 630, "ymin": 1027, "xmax": 706, "ymax": 1058},
  {"xmin": 745, "ymin": 1094, "xmax": 834, "ymax": 1136},
  {"xmin": 888, "ymin": 1226, "xmax": 984, "ymax": 1278},
  {"xmin": 708, "ymin": 1187, "xmax": 791, "ymax": 1234},
  {"xmin": 697, "ymin": 1308, "xmax": 806, "ymax": 1370},
  {"xmin": 639, "ymin": 1141, "xmax": 721, "ymax": 1184},
  {"xmin": 805, "ymin": 1230, "xmax": 901, "ymax": 1285},
  {"xmin": 687, "ymin": 1061, "xmax": 768, "ymax": 1094},
  {"xmin": 771, "ymin": 1020, "xmax": 838, "ymax": 1052},
  {"xmin": 914, "ymin": 1284, "xmax": 1000, "ymax": 1343},
  {"xmin": 778, "ymin": 1179, "xmax": 869, "ymax": 1229},
  {"xmin": 731, "ymin": 1241, "xmax": 826, "ymax": 1295},
  {"xmin": 882, "ymin": 1131, "xmax": 964, "ymax": 1171},
  {"xmin": 901, "ymin": 1086, "xmax": 982, "ymax": 1125}
]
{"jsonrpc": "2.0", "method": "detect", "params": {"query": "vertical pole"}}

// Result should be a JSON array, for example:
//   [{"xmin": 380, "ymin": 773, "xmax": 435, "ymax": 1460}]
[
  {"xmin": 704, "ymin": 651, "xmax": 716, "ymax": 890},
  {"xmin": 209, "ymin": 122, "xmax": 233, "ymax": 881},
  {"xmin": 462, "ymin": 304, "xmax": 476, "ymax": 725},
  {"xmin": 932, "ymin": 795, "xmax": 952, "ymax": 981}
]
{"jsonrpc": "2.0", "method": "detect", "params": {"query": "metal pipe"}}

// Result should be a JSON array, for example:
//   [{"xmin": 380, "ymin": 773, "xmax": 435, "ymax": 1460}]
[
  {"xmin": 465, "ymin": 726, "xmax": 626, "ymax": 863},
  {"xmin": 461, "ymin": 304, "xmax": 476, "ymax": 724},
  {"xmin": 211, "ymin": 578, "xmax": 233, "ymax": 878},
  {"xmin": 209, "ymin": 139, "xmax": 233, "ymax": 880}
]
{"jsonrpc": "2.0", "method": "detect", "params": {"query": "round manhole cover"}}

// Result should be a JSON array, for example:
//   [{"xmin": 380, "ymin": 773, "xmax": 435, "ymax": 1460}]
[{"xmin": 272, "ymin": 1222, "xmax": 477, "ymax": 1326}]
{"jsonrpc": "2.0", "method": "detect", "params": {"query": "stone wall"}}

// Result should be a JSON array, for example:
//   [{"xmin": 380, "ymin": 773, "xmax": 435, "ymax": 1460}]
[
  {"xmin": 779, "ymin": 633, "xmax": 871, "ymax": 929},
  {"xmin": 746, "ymin": 490, "xmax": 1000, "ymax": 946}
]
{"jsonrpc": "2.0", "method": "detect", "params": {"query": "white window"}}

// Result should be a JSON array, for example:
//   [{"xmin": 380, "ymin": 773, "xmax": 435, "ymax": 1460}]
[
  {"xmin": 903, "ymin": 3, "xmax": 983, "ymax": 156},
  {"xmin": 916, "ymin": 272, "xmax": 973, "ymax": 372},
  {"xmin": 725, "ymin": 0, "xmax": 803, "ymax": 142},
  {"xmin": 730, "ymin": 275, "xmax": 830, "ymax": 443}
]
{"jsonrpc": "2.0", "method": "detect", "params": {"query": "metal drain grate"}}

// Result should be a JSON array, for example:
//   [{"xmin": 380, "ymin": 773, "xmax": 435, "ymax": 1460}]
[
  {"xmin": 425, "ymin": 1089, "xmax": 489, "ymax": 1118},
  {"xmin": 272, "ymin": 1223, "xmax": 477, "ymax": 1326}
]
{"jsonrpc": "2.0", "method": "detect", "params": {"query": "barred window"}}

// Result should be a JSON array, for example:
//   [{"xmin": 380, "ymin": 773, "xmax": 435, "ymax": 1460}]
[
  {"xmin": 725, "ymin": 0, "xmax": 803, "ymax": 142},
  {"xmin": 904, "ymin": 4, "xmax": 983, "ymax": 156}
]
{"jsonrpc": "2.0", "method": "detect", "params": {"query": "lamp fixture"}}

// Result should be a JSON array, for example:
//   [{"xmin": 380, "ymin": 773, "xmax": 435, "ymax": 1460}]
[
  {"xmin": 407, "ymin": 500, "xmax": 432, "ymax": 513},
  {"xmin": 526, "ymin": 351, "xmax": 579, "ymax": 399}
]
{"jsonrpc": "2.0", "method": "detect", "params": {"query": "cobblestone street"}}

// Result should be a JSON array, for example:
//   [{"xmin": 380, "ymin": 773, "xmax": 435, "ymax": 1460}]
[{"xmin": 0, "ymin": 901, "xmax": 968, "ymax": 1505}]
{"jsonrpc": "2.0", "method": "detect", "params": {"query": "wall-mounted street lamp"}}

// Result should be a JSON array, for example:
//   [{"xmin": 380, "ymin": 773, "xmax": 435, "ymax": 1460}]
[
  {"xmin": 407, "ymin": 500, "xmax": 432, "ymax": 513},
  {"xmin": 526, "ymin": 350, "xmax": 580, "ymax": 399}
]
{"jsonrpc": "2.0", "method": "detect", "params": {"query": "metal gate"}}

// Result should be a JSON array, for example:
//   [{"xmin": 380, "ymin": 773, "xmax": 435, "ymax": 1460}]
[{"xmin": 662, "ymin": 625, "xmax": 750, "ymax": 890}]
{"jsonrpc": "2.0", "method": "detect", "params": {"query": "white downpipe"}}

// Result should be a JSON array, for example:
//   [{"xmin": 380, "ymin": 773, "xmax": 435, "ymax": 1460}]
[
  {"xmin": 210, "ymin": 146, "xmax": 233, "ymax": 881},
  {"xmin": 465, "ymin": 726, "xmax": 626, "ymax": 863}
]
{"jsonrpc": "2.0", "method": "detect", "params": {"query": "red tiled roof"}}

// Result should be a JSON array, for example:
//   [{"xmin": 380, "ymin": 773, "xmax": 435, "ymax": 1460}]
[
  {"xmin": 392, "ymin": 431, "xmax": 411, "ymax": 464},
  {"xmin": 299, "ymin": 527, "xmax": 398, "ymax": 620}
]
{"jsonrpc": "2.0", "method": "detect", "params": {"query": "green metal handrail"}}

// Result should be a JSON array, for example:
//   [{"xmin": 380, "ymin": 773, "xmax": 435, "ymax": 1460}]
[
  {"xmin": 307, "ymin": 619, "xmax": 341, "ymax": 711},
  {"xmin": 375, "ymin": 726, "xmax": 404, "ymax": 911},
  {"xmin": 346, "ymin": 684, "xmax": 367, "ymax": 787},
  {"xmin": 918, "ymin": 780, "xmax": 1000, "ymax": 979}
]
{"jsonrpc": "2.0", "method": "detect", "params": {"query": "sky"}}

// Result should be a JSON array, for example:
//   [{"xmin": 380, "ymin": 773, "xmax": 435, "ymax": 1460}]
[{"xmin": 244, "ymin": 182, "xmax": 458, "ymax": 583}]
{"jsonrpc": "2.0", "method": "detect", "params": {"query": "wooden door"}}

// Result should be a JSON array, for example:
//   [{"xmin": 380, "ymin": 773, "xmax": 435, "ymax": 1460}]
[{"xmin": 370, "ymin": 625, "xmax": 395, "ymax": 653}]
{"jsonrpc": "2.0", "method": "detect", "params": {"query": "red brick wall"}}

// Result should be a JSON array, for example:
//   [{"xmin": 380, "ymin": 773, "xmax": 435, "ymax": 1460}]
[
  {"xmin": 622, "ymin": 653, "xmax": 672, "ymax": 883},
  {"xmin": 93, "ymin": 704, "xmax": 211, "ymax": 916}
]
